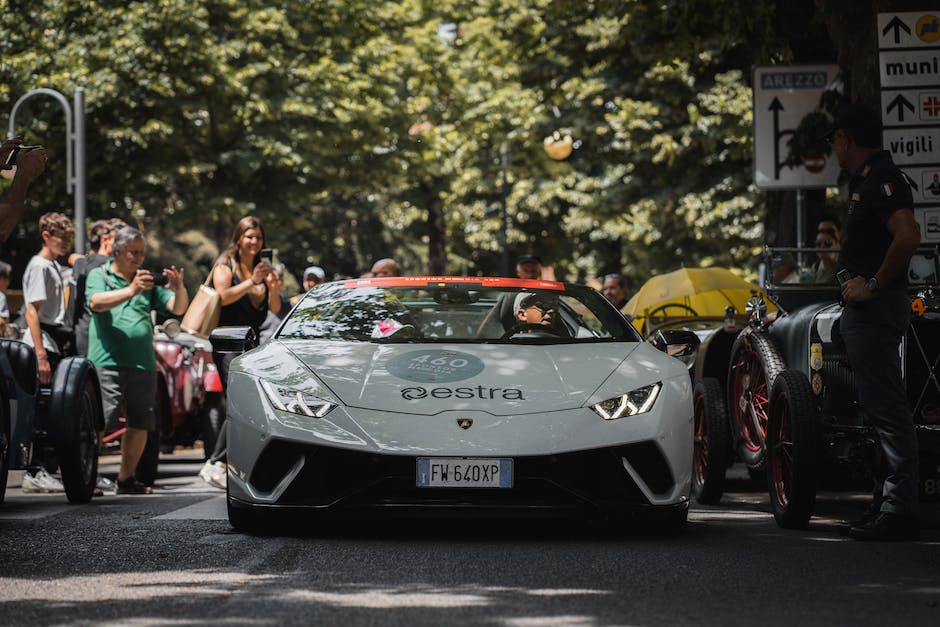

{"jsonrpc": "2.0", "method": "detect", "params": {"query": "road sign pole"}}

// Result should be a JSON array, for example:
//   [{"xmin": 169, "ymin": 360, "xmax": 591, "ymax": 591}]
[
  {"xmin": 73, "ymin": 88, "xmax": 86, "ymax": 254},
  {"xmin": 7, "ymin": 87, "xmax": 87, "ymax": 253}
]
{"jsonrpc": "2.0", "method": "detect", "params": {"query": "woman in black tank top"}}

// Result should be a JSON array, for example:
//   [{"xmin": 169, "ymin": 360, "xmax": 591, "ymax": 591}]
[{"xmin": 212, "ymin": 216, "xmax": 281, "ymax": 332}]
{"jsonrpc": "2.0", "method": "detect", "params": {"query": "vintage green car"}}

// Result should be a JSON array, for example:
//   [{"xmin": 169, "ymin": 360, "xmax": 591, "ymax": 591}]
[{"xmin": 647, "ymin": 250, "xmax": 940, "ymax": 529}]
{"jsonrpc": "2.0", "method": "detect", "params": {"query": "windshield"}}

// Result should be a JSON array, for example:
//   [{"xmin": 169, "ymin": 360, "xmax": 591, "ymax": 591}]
[{"xmin": 277, "ymin": 280, "xmax": 638, "ymax": 343}]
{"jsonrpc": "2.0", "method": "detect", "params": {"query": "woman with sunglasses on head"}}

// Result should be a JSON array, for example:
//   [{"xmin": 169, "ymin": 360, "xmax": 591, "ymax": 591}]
[{"xmin": 199, "ymin": 216, "xmax": 281, "ymax": 489}]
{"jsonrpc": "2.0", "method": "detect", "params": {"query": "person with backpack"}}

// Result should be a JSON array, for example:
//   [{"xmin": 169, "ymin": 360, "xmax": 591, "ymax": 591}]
[{"xmin": 70, "ymin": 218, "xmax": 125, "ymax": 356}]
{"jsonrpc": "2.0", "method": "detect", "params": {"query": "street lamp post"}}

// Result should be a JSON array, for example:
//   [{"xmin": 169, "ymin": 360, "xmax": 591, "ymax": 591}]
[
  {"xmin": 500, "ymin": 141, "xmax": 510, "ymax": 277},
  {"xmin": 8, "ymin": 87, "xmax": 87, "ymax": 253}
]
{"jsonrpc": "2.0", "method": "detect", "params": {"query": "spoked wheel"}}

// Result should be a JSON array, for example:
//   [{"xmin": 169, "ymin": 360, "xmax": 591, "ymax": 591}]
[
  {"xmin": 767, "ymin": 369, "xmax": 819, "ymax": 529},
  {"xmin": 727, "ymin": 331, "xmax": 784, "ymax": 469},
  {"xmin": 692, "ymin": 378, "xmax": 731, "ymax": 504},
  {"xmin": 49, "ymin": 358, "xmax": 102, "ymax": 504}
]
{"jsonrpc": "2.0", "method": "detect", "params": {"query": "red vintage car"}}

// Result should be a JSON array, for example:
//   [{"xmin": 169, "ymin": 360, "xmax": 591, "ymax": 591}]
[{"xmin": 131, "ymin": 321, "xmax": 225, "ymax": 484}]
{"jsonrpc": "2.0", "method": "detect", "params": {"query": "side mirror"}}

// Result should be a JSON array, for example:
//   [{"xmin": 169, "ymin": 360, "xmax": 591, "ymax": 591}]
[
  {"xmin": 649, "ymin": 329, "xmax": 700, "ymax": 357},
  {"xmin": 209, "ymin": 326, "xmax": 259, "ymax": 355}
]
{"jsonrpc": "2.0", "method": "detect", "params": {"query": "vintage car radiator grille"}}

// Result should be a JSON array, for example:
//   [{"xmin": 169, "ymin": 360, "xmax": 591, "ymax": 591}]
[
  {"xmin": 248, "ymin": 441, "xmax": 675, "ymax": 514},
  {"xmin": 907, "ymin": 318, "xmax": 940, "ymax": 425}
]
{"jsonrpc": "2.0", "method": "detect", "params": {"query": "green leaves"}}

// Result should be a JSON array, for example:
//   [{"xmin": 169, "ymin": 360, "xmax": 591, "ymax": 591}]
[{"xmin": 1, "ymin": 0, "xmax": 817, "ymax": 285}]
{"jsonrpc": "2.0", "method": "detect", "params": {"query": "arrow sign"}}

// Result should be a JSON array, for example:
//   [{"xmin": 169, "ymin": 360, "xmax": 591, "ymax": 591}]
[
  {"xmin": 887, "ymin": 94, "xmax": 917, "ymax": 122},
  {"xmin": 753, "ymin": 64, "xmax": 840, "ymax": 189},
  {"xmin": 882, "ymin": 16, "xmax": 912, "ymax": 44}
]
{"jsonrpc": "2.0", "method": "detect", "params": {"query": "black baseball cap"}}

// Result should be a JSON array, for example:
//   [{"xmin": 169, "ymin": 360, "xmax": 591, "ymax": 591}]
[
  {"xmin": 516, "ymin": 253, "xmax": 542, "ymax": 265},
  {"xmin": 519, "ymin": 293, "xmax": 556, "ymax": 310},
  {"xmin": 825, "ymin": 102, "xmax": 883, "ymax": 149}
]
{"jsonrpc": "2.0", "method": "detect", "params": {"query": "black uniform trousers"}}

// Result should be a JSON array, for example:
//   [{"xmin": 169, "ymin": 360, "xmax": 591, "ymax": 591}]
[{"xmin": 840, "ymin": 289, "xmax": 918, "ymax": 516}]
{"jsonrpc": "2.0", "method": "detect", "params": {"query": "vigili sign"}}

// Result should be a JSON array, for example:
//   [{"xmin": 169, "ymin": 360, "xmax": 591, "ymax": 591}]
[{"xmin": 878, "ymin": 12, "xmax": 940, "ymax": 241}]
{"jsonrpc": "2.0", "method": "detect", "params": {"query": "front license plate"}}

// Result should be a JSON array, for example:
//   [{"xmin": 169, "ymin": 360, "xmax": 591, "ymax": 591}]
[{"xmin": 416, "ymin": 458, "xmax": 513, "ymax": 488}]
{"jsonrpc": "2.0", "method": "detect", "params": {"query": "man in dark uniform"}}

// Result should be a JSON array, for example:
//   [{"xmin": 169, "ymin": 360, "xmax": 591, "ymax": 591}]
[{"xmin": 831, "ymin": 103, "xmax": 922, "ymax": 541}]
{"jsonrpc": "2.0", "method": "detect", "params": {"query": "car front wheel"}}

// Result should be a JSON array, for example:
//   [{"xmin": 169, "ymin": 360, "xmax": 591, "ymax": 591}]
[
  {"xmin": 49, "ymin": 358, "xmax": 101, "ymax": 504},
  {"xmin": 692, "ymin": 377, "xmax": 731, "ymax": 504},
  {"xmin": 728, "ymin": 331, "xmax": 784, "ymax": 469},
  {"xmin": 767, "ymin": 369, "xmax": 819, "ymax": 529}
]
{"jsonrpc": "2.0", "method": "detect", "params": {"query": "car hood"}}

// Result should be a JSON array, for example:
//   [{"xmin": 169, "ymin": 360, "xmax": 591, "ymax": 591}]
[{"xmin": 270, "ymin": 340, "xmax": 646, "ymax": 416}]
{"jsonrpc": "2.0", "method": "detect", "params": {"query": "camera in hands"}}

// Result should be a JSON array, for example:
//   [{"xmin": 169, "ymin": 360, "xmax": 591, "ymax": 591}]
[{"xmin": 149, "ymin": 271, "xmax": 169, "ymax": 287}]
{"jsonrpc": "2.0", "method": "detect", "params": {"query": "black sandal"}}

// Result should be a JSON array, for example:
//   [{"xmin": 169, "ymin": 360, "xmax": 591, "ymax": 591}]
[{"xmin": 116, "ymin": 478, "xmax": 153, "ymax": 495}]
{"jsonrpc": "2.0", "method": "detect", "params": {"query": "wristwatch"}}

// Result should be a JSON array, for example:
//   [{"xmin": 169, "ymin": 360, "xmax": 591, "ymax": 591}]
[{"xmin": 866, "ymin": 276, "xmax": 880, "ymax": 294}]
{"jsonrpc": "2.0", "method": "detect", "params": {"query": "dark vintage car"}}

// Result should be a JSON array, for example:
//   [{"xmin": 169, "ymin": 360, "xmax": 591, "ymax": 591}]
[
  {"xmin": 0, "ymin": 340, "xmax": 103, "ymax": 505},
  {"xmin": 647, "ymin": 250, "xmax": 940, "ymax": 529}
]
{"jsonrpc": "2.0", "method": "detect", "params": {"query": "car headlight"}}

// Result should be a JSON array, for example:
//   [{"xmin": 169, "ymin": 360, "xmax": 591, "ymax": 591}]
[
  {"xmin": 260, "ymin": 380, "xmax": 336, "ymax": 418},
  {"xmin": 591, "ymin": 382, "xmax": 661, "ymax": 420}
]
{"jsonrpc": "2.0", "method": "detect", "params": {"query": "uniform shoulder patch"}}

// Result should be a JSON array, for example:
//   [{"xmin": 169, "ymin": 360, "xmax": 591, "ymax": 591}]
[{"xmin": 881, "ymin": 182, "xmax": 895, "ymax": 197}]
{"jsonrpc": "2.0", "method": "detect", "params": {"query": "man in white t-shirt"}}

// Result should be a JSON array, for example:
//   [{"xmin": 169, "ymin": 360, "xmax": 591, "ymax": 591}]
[{"xmin": 22, "ymin": 212, "xmax": 74, "ymax": 385}]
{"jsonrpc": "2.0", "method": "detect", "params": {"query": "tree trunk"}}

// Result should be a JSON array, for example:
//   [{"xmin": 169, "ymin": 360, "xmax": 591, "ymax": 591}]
[
  {"xmin": 814, "ymin": 0, "xmax": 928, "ymax": 106},
  {"xmin": 427, "ymin": 192, "xmax": 446, "ymax": 275}
]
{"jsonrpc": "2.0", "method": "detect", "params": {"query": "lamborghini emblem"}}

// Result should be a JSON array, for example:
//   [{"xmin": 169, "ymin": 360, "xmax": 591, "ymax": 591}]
[{"xmin": 457, "ymin": 418, "xmax": 473, "ymax": 430}]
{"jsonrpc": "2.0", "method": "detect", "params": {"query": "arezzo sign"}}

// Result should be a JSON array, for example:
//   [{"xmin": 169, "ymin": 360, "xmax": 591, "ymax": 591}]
[{"xmin": 752, "ymin": 64, "xmax": 841, "ymax": 190}]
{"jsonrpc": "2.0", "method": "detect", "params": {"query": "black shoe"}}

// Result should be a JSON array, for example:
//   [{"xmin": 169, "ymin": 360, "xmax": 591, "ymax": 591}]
[
  {"xmin": 116, "ymin": 478, "xmax": 153, "ymax": 495},
  {"xmin": 839, "ymin": 502, "xmax": 881, "ymax": 535},
  {"xmin": 847, "ymin": 512, "xmax": 919, "ymax": 541}
]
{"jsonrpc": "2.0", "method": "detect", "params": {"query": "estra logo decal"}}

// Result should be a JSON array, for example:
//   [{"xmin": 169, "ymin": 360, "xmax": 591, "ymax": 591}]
[{"xmin": 401, "ymin": 386, "xmax": 525, "ymax": 401}]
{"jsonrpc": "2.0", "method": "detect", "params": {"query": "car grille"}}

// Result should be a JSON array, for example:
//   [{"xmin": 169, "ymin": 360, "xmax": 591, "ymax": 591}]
[{"xmin": 248, "ymin": 440, "xmax": 675, "ymax": 515}]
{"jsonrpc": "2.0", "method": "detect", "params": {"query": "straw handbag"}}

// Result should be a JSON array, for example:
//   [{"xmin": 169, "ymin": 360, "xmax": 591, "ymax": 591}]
[{"xmin": 180, "ymin": 270, "xmax": 221, "ymax": 338}]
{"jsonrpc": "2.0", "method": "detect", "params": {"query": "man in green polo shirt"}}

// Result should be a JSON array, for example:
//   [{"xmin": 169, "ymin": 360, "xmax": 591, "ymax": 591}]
[{"xmin": 86, "ymin": 226, "xmax": 188, "ymax": 494}]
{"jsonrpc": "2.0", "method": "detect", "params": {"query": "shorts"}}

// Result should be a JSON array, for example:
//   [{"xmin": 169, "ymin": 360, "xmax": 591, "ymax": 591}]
[{"xmin": 98, "ymin": 367, "xmax": 157, "ymax": 431}]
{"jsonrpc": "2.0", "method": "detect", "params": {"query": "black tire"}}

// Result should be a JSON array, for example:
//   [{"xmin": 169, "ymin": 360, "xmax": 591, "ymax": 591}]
[
  {"xmin": 200, "ymin": 392, "xmax": 225, "ymax": 461},
  {"xmin": 49, "ymin": 358, "xmax": 101, "ymax": 504},
  {"xmin": 692, "ymin": 378, "xmax": 731, "ymax": 504},
  {"xmin": 727, "ymin": 330, "xmax": 785, "ymax": 469},
  {"xmin": 0, "ymin": 387, "xmax": 9, "ymax": 506},
  {"xmin": 767, "ymin": 369, "xmax": 819, "ymax": 529},
  {"xmin": 227, "ymin": 490, "xmax": 265, "ymax": 534}
]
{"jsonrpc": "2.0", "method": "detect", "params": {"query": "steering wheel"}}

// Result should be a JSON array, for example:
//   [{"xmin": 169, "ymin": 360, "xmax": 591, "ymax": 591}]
[
  {"xmin": 500, "ymin": 322, "xmax": 561, "ymax": 339},
  {"xmin": 642, "ymin": 303, "xmax": 700, "ymax": 336},
  {"xmin": 645, "ymin": 303, "xmax": 699, "ymax": 319}
]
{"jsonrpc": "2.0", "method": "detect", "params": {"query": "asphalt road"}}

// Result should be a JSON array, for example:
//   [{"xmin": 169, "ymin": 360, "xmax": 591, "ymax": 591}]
[{"xmin": 1, "ymin": 450, "xmax": 938, "ymax": 626}]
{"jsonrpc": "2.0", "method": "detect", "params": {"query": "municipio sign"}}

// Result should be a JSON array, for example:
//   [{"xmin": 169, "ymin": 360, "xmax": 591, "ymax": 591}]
[
  {"xmin": 753, "ymin": 64, "xmax": 841, "ymax": 190},
  {"xmin": 878, "ymin": 12, "xmax": 940, "ymax": 242}
]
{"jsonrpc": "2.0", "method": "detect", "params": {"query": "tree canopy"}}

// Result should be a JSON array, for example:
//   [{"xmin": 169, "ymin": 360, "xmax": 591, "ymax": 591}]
[{"xmin": 0, "ymin": 0, "xmax": 902, "ymax": 290}]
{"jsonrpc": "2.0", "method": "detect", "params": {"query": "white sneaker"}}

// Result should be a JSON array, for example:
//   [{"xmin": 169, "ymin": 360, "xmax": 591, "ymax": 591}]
[
  {"xmin": 199, "ymin": 460, "xmax": 227, "ymax": 490},
  {"xmin": 96, "ymin": 475, "xmax": 115, "ymax": 491},
  {"xmin": 21, "ymin": 469, "xmax": 65, "ymax": 493}
]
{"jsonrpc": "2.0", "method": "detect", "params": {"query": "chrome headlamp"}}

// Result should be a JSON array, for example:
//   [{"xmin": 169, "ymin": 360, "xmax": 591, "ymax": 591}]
[
  {"xmin": 591, "ymin": 382, "xmax": 661, "ymax": 420},
  {"xmin": 260, "ymin": 380, "xmax": 336, "ymax": 418}
]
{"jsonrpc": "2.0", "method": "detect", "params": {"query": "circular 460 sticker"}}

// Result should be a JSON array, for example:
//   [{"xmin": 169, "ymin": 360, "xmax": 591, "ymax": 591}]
[{"xmin": 386, "ymin": 349, "xmax": 484, "ymax": 383}]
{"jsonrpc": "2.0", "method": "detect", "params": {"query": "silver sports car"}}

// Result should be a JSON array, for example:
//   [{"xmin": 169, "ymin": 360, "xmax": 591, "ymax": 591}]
[{"xmin": 212, "ymin": 276, "xmax": 698, "ymax": 532}]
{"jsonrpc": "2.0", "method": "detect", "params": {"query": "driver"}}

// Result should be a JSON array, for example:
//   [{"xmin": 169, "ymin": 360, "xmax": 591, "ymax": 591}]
[{"xmin": 515, "ymin": 294, "xmax": 558, "ymax": 330}]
